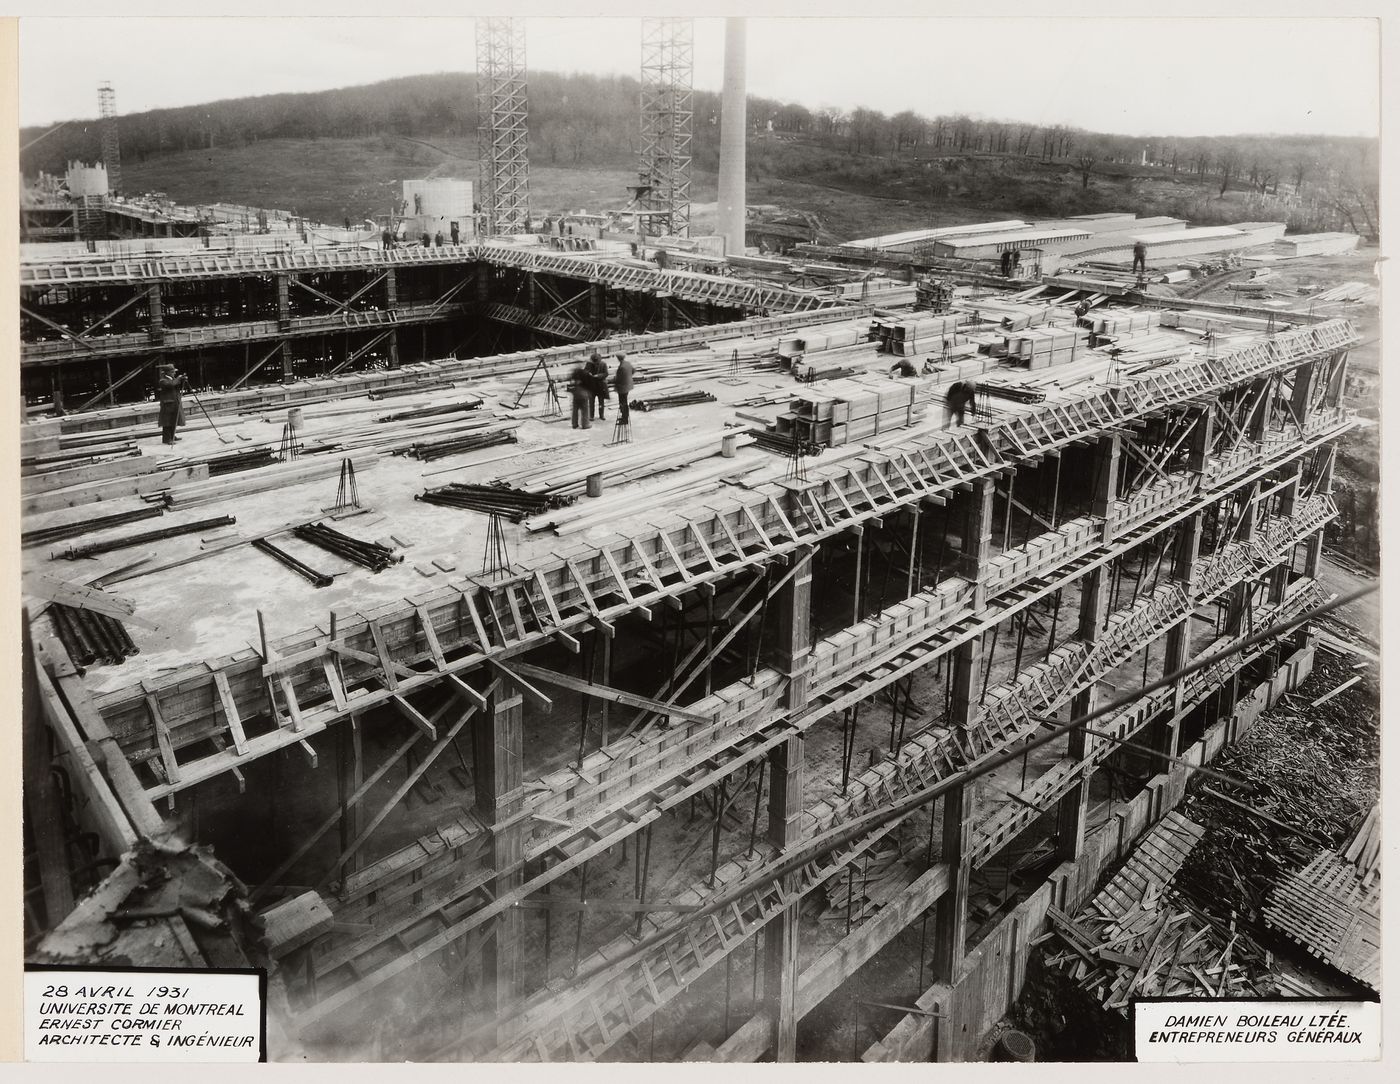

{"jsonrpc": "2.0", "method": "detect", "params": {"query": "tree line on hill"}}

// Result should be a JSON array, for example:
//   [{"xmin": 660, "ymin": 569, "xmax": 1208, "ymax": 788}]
[{"xmin": 20, "ymin": 70, "xmax": 1378, "ymax": 240}]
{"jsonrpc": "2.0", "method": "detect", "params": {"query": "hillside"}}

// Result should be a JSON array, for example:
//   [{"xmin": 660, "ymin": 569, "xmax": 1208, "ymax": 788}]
[{"xmin": 23, "ymin": 71, "xmax": 1379, "ymax": 243}]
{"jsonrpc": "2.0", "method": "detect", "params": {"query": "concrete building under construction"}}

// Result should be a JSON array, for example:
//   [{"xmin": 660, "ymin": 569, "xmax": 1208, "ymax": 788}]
[{"xmin": 19, "ymin": 18, "xmax": 1376, "ymax": 1067}]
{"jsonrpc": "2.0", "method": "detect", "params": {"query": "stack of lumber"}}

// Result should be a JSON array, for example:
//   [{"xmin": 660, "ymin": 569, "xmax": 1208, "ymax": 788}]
[
  {"xmin": 1001, "ymin": 325, "xmax": 1089, "ymax": 369},
  {"xmin": 1343, "ymin": 804, "xmax": 1380, "ymax": 886},
  {"xmin": 492, "ymin": 428, "xmax": 751, "ymax": 498},
  {"xmin": 1045, "ymin": 814, "xmax": 1274, "ymax": 1011},
  {"xmin": 21, "ymin": 458, "xmax": 210, "ymax": 516},
  {"xmin": 523, "ymin": 456, "xmax": 768, "ymax": 535},
  {"xmin": 1310, "ymin": 281, "xmax": 1376, "ymax": 304},
  {"xmin": 160, "ymin": 454, "xmax": 381, "ymax": 510},
  {"xmin": 1263, "ymin": 846, "xmax": 1380, "ymax": 990},
  {"xmin": 776, "ymin": 379, "xmax": 921, "ymax": 448},
  {"xmin": 869, "ymin": 313, "xmax": 963, "ymax": 355},
  {"xmin": 819, "ymin": 840, "xmax": 912, "ymax": 923},
  {"xmin": 1092, "ymin": 309, "xmax": 1160, "ymax": 336}
]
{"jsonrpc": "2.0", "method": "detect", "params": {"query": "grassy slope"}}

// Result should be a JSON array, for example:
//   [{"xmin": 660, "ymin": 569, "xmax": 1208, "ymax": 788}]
[{"xmin": 121, "ymin": 132, "xmax": 1273, "ymax": 242}]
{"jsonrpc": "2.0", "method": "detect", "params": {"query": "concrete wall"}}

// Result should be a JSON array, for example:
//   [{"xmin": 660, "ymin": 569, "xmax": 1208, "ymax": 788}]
[{"xmin": 864, "ymin": 638, "xmax": 1316, "ymax": 1062}]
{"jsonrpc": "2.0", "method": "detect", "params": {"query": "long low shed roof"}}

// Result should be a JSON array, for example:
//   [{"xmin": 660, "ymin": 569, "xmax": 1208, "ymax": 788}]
[
  {"xmin": 847, "ymin": 220, "xmax": 1027, "ymax": 249},
  {"xmin": 936, "ymin": 227, "xmax": 1093, "ymax": 250}
]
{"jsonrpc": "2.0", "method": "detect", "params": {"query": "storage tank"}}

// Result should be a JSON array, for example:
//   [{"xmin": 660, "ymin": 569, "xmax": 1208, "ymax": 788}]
[{"xmin": 66, "ymin": 161, "xmax": 109, "ymax": 198}]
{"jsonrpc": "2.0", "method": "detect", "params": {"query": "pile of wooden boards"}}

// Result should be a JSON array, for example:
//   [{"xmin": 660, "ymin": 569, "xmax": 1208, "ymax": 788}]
[
  {"xmin": 775, "ymin": 379, "xmax": 921, "ymax": 448},
  {"xmin": 1092, "ymin": 309, "xmax": 1160, "ymax": 336},
  {"xmin": 1263, "ymin": 844, "xmax": 1379, "ymax": 990},
  {"xmin": 493, "ymin": 427, "xmax": 751, "ymax": 499},
  {"xmin": 1000, "ymin": 325, "xmax": 1090, "ymax": 369},
  {"xmin": 868, "ymin": 313, "xmax": 963, "ymax": 356},
  {"xmin": 1043, "ymin": 812, "xmax": 1274, "ymax": 1012},
  {"xmin": 160, "ymin": 453, "xmax": 380, "ymax": 510},
  {"xmin": 819, "ymin": 840, "xmax": 912, "ymax": 924}
]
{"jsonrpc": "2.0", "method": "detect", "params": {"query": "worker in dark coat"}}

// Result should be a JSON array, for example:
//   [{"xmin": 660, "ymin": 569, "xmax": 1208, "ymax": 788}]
[
  {"xmin": 1074, "ymin": 299, "xmax": 1091, "ymax": 328},
  {"xmin": 567, "ymin": 364, "xmax": 593, "ymax": 430},
  {"xmin": 584, "ymin": 351, "xmax": 610, "ymax": 421},
  {"xmin": 614, "ymin": 353, "xmax": 634, "ymax": 424},
  {"xmin": 1132, "ymin": 241, "xmax": 1147, "ymax": 275},
  {"xmin": 156, "ymin": 363, "xmax": 188, "ymax": 445},
  {"xmin": 946, "ymin": 379, "xmax": 977, "ymax": 427}
]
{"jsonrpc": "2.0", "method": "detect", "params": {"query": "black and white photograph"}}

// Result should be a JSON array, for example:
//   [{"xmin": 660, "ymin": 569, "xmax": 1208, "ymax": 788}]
[{"xmin": 6, "ymin": 1, "xmax": 1388, "ymax": 1069}]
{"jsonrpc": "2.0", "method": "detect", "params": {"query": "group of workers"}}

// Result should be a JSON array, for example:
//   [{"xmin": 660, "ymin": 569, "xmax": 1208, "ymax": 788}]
[
  {"xmin": 380, "ymin": 221, "xmax": 462, "ymax": 251},
  {"xmin": 567, "ymin": 351, "xmax": 634, "ymax": 430}
]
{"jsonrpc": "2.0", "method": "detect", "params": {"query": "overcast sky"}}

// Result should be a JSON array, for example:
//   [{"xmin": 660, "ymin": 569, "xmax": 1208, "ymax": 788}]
[{"xmin": 17, "ymin": 8, "xmax": 1381, "ymax": 139}]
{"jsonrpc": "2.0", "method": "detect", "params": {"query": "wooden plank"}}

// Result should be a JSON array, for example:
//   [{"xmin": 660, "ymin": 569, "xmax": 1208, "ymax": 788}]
[
  {"xmin": 21, "ymin": 463, "xmax": 210, "ymax": 515},
  {"xmin": 393, "ymin": 695, "xmax": 438, "ymax": 741},
  {"xmin": 415, "ymin": 606, "xmax": 447, "ymax": 668},
  {"xmin": 213, "ymin": 671, "xmax": 249, "ymax": 756},
  {"xmin": 145, "ymin": 694, "xmax": 181, "ymax": 785},
  {"xmin": 506, "ymin": 661, "xmax": 709, "ymax": 723},
  {"xmin": 368, "ymin": 619, "xmax": 401, "ymax": 692}
]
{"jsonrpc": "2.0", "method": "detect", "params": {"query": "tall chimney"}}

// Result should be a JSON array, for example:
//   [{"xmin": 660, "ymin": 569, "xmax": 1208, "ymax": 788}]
[{"xmin": 718, "ymin": 17, "xmax": 747, "ymax": 257}]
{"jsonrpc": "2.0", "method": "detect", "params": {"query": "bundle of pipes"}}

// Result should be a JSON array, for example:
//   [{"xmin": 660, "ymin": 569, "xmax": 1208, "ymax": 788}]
[
  {"xmin": 793, "ymin": 363, "xmax": 861, "ymax": 383},
  {"xmin": 415, "ymin": 482, "xmax": 576, "ymax": 522},
  {"xmin": 374, "ymin": 398, "xmax": 483, "ymax": 423},
  {"xmin": 977, "ymin": 381, "xmax": 1047, "ymax": 405},
  {"xmin": 631, "ymin": 390, "xmax": 717, "ymax": 412},
  {"xmin": 749, "ymin": 429, "xmax": 825, "ymax": 457},
  {"xmin": 251, "ymin": 537, "xmax": 334, "ymax": 588},
  {"xmin": 59, "ymin": 515, "xmax": 236, "ymax": 560},
  {"xmin": 205, "ymin": 447, "xmax": 278, "ymax": 476},
  {"xmin": 292, "ymin": 522, "xmax": 400, "ymax": 572},
  {"xmin": 23, "ymin": 506, "xmax": 165, "ymax": 548},
  {"xmin": 401, "ymin": 428, "xmax": 517, "ymax": 463},
  {"xmin": 49, "ymin": 602, "xmax": 138, "ymax": 668}
]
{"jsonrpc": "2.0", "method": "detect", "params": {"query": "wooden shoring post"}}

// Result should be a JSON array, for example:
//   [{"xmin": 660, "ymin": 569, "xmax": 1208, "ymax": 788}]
[
  {"xmin": 24, "ymin": 622, "xmax": 77, "ymax": 925},
  {"xmin": 709, "ymin": 777, "xmax": 728, "ymax": 888},
  {"xmin": 331, "ymin": 697, "xmax": 476, "ymax": 875},
  {"xmin": 1044, "ymin": 589, "xmax": 1063, "ymax": 660},
  {"xmin": 852, "ymin": 524, "xmax": 865, "ymax": 624},
  {"xmin": 704, "ymin": 590, "xmax": 715, "ymax": 697},
  {"xmin": 979, "ymin": 623, "xmax": 1000, "ymax": 701},
  {"xmin": 476, "ymin": 676, "xmax": 524, "ymax": 1042},
  {"xmin": 634, "ymin": 822, "xmax": 654, "ymax": 939},
  {"xmin": 763, "ymin": 734, "xmax": 804, "ymax": 1062},
  {"xmin": 1050, "ymin": 451, "xmax": 1062, "ymax": 529},
  {"xmin": 747, "ymin": 756, "xmax": 768, "ymax": 857},
  {"xmin": 601, "ymin": 634, "xmax": 612, "ymax": 748},
  {"xmin": 572, "ymin": 859, "xmax": 590, "ymax": 975},
  {"xmin": 1003, "ymin": 469, "xmax": 1015, "ymax": 552},
  {"xmin": 930, "ymin": 782, "xmax": 970, "ymax": 983},
  {"xmin": 77, "ymin": 355, "xmax": 157, "ymax": 411},
  {"xmin": 907, "ymin": 503, "xmax": 921, "ymax": 597}
]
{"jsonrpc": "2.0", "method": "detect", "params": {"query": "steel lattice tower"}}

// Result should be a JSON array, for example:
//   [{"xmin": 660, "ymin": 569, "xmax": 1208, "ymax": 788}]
[
  {"xmin": 638, "ymin": 18, "xmax": 693, "ymax": 238},
  {"xmin": 475, "ymin": 18, "xmax": 530, "ymax": 235},
  {"xmin": 97, "ymin": 81, "xmax": 121, "ymax": 197}
]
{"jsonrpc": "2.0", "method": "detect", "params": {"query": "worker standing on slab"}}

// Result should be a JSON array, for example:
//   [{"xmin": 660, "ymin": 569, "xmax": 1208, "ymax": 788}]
[
  {"xmin": 567, "ymin": 363, "xmax": 593, "ymax": 430},
  {"xmin": 450, "ymin": 221, "xmax": 460, "ymax": 245},
  {"xmin": 1133, "ymin": 241, "xmax": 1147, "ymax": 275},
  {"xmin": 434, "ymin": 230, "xmax": 444, "ymax": 247},
  {"xmin": 156, "ymin": 363, "xmax": 188, "ymax": 445},
  {"xmin": 585, "ymin": 351, "xmax": 610, "ymax": 421},
  {"xmin": 1075, "ymin": 299, "xmax": 1092, "ymax": 328},
  {"xmin": 614, "ymin": 353, "xmax": 634, "ymax": 424}
]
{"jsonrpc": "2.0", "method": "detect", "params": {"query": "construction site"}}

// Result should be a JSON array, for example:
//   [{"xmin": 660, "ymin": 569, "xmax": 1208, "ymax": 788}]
[{"xmin": 19, "ymin": 17, "xmax": 1380, "ymax": 1065}]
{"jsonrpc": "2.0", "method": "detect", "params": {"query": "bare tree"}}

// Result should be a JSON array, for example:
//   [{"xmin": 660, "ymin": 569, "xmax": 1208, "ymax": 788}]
[{"xmin": 1078, "ymin": 153, "xmax": 1097, "ymax": 190}]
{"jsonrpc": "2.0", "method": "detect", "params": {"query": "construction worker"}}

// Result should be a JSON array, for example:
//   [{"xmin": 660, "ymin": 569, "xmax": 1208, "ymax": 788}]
[
  {"xmin": 585, "ymin": 352, "xmax": 610, "ymax": 420},
  {"xmin": 420, "ymin": 232, "xmax": 431, "ymax": 248},
  {"xmin": 946, "ymin": 379, "xmax": 977, "ymax": 427},
  {"xmin": 156, "ymin": 363, "xmax": 188, "ymax": 445},
  {"xmin": 381, "ymin": 228, "xmax": 393, "ymax": 251},
  {"xmin": 567, "ymin": 363, "xmax": 593, "ymax": 430},
  {"xmin": 614, "ymin": 352, "xmax": 634, "ymax": 424},
  {"xmin": 450, "ymin": 221, "xmax": 460, "ymax": 245},
  {"xmin": 1132, "ymin": 241, "xmax": 1147, "ymax": 275},
  {"xmin": 434, "ymin": 230, "xmax": 444, "ymax": 247},
  {"xmin": 1000, "ymin": 250, "xmax": 1014, "ymax": 277},
  {"xmin": 889, "ymin": 358, "xmax": 919, "ymax": 379},
  {"xmin": 1074, "ymin": 299, "xmax": 1091, "ymax": 328}
]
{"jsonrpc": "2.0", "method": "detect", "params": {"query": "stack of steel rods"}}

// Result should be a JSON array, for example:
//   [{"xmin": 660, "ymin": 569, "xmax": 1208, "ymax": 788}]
[
  {"xmin": 49, "ymin": 603, "xmax": 138, "ymax": 667},
  {"xmin": 416, "ymin": 482, "xmax": 575, "ymax": 521},
  {"xmin": 251, "ymin": 537, "xmax": 334, "ymax": 588},
  {"xmin": 61, "ymin": 515, "xmax": 236, "ymax": 560},
  {"xmin": 292, "ymin": 522, "xmax": 400, "ymax": 572},
  {"xmin": 402, "ymin": 429, "xmax": 518, "ymax": 462},
  {"xmin": 630, "ymin": 390, "xmax": 717, "ymax": 412},
  {"xmin": 205, "ymin": 447, "xmax": 279, "ymax": 476},
  {"xmin": 750, "ymin": 430, "xmax": 825, "ymax": 457},
  {"xmin": 22, "ymin": 506, "xmax": 165, "ymax": 548},
  {"xmin": 375, "ymin": 398, "xmax": 483, "ymax": 423}
]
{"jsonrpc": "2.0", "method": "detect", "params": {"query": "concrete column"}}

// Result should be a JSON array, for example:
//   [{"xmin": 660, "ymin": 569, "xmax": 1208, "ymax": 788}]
[
  {"xmin": 958, "ymin": 477, "xmax": 995, "ymax": 609},
  {"xmin": 589, "ymin": 281, "xmax": 606, "ymax": 328},
  {"xmin": 472, "ymin": 679, "xmax": 524, "ymax": 1039},
  {"xmin": 276, "ymin": 273, "xmax": 291, "ymax": 330},
  {"xmin": 1160, "ymin": 405, "xmax": 1212, "ymax": 743},
  {"xmin": 1325, "ymin": 351, "xmax": 1349, "ymax": 408},
  {"xmin": 763, "ymin": 735, "xmax": 803, "ymax": 1062},
  {"xmin": 146, "ymin": 284, "xmax": 164, "ymax": 345},
  {"xmin": 526, "ymin": 271, "xmax": 540, "ymax": 314},
  {"xmin": 1289, "ymin": 359, "xmax": 1315, "ymax": 431},
  {"xmin": 930, "ymin": 783, "xmax": 970, "ymax": 982},
  {"xmin": 1092, "ymin": 432, "xmax": 1123, "ymax": 542},
  {"xmin": 717, "ymin": 17, "xmax": 747, "ymax": 257},
  {"xmin": 1303, "ymin": 447, "xmax": 1335, "ymax": 579},
  {"xmin": 774, "ymin": 550, "xmax": 813, "ymax": 711},
  {"xmin": 1058, "ymin": 538, "xmax": 1113, "ymax": 861}
]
